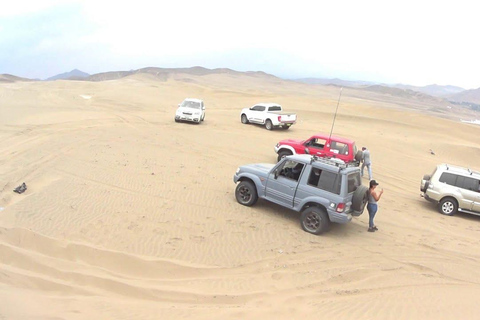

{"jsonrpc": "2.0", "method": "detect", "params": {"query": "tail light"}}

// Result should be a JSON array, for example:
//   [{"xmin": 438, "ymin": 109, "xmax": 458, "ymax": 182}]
[
  {"xmin": 336, "ymin": 203, "xmax": 345, "ymax": 213},
  {"xmin": 278, "ymin": 116, "xmax": 282, "ymax": 122}
]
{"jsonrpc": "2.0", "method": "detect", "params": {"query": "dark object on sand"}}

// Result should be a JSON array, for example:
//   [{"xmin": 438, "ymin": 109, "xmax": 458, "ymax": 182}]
[{"xmin": 13, "ymin": 182, "xmax": 27, "ymax": 194}]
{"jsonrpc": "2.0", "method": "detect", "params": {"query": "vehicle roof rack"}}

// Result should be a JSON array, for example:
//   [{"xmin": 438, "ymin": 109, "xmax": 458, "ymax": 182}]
[{"xmin": 310, "ymin": 155, "xmax": 356, "ymax": 169}]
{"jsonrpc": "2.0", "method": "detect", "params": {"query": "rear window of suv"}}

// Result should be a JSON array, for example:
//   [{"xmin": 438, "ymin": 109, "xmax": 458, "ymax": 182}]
[
  {"xmin": 439, "ymin": 172, "xmax": 480, "ymax": 192},
  {"xmin": 347, "ymin": 172, "xmax": 361, "ymax": 193}
]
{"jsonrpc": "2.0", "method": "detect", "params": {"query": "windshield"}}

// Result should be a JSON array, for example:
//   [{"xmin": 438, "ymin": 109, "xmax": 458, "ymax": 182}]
[{"xmin": 181, "ymin": 100, "xmax": 201, "ymax": 109}]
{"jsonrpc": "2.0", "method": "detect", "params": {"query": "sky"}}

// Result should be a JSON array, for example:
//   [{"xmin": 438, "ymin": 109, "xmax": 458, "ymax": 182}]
[{"xmin": 1, "ymin": 0, "xmax": 479, "ymax": 89}]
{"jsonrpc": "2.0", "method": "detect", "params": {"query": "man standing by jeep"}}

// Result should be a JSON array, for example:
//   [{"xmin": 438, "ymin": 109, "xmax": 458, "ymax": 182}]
[{"xmin": 361, "ymin": 147, "xmax": 372, "ymax": 180}]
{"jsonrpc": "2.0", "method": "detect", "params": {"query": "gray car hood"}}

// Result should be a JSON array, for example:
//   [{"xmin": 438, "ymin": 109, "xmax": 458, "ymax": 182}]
[{"xmin": 239, "ymin": 163, "xmax": 275, "ymax": 177}]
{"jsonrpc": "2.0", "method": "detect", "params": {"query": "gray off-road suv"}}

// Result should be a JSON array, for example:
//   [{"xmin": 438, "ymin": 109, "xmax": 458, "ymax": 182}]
[
  {"xmin": 233, "ymin": 154, "xmax": 368, "ymax": 235},
  {"xmin": 421, "ymin": 163, "xmax": 480, "ymax": 216}
]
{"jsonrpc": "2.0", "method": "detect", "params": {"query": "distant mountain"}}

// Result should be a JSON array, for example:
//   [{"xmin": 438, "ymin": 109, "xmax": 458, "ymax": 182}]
[
  {"xmin": 391, "ymin": 84, "xmax": 465, "ymax": 97},
  {"xmin": 0, "ymin": 74, "xmax": 33, "ymax": 82},
  {"xmin": 295, "ymin": 78, "xmax": 465, "ymax": 97},
  {"xmin": 361, "ymin": 85, "xmax": 445, "ymax": 103},
  {"xmin": 46, "ymin": 69, "xmax": 90, "ymax": 81},
  {"xmin": 86, "ymin": 66, "xmax": 277, "ymax": 82},
  {"xmin": 292, "ymin": 77, "xmax": 480, "ymax": 107},
  {"xmin": 447, "ymin": 87, "xmax": 480, "ymax": 108},
  {"xmin": 294, "ymin": 77, "xmax": 378, "ymax": 87}
]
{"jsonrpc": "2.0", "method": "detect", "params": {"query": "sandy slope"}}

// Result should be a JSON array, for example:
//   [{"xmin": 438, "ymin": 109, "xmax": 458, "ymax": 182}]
[{"xmin": 1, "ymin": 74, "xmax": 480, "ymax": 320}]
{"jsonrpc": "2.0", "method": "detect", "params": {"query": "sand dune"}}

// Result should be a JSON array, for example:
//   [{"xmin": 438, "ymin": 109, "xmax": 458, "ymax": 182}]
[{"xmin": 1, "ymin": 73, "xmax": 480, "ymax": 319}]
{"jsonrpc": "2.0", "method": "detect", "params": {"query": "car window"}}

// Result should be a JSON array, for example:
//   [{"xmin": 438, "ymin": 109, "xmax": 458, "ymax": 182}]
[
  {"xmin": 330, "ymin": 141, "xmax": 348, "ymax": 155},
  {"xmin": 347, "ymin": 172, "xmax": 361, "ymax": 193},
  {"xmin": 456, "ymin": 176, "xmax": 480, "ymax": 192},
  {"xmin": 319, "ymin": 171, "xmax": 341, "ymax": 194},
  {"xmin": 308, "ymin": 168, "xmax": 340, "ymax": 194},
  {"xmin": 439, "ymin": 172, "xmax": 457, "ymax": 186},
  {"xmin": 278, "ymin": 160, "xmax": 304, "ymax": 181},
  {"xmin": 252, "ymin": 105, "xmax": 265, "ymax": 111},
  {"xmin": 268, "ymin": 106, "xmax": 281, "ymax": 111},
  {"xmin": 308, "ymin": 138, "xmax": 326, "ymax": 149},
  {"xmin": 181, "ymin": 100, "xmax": 201, "ymax": 109}
]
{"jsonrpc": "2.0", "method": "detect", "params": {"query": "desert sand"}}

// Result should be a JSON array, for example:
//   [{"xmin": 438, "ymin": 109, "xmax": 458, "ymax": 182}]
[{"xmin": 1, "ymin": 71, "xmax": 480, "ymax": 320}]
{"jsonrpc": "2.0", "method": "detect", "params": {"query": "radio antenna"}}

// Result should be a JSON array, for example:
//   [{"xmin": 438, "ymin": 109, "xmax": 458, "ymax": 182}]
[{"xmin": 329, "ymin": 87, "xmax": 343, "ymax": 140}]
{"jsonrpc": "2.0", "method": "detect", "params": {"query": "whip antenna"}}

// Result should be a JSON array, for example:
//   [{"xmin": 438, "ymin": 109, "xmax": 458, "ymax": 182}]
[{"xmin": 329, "ymin": 87, "xmax": 343, "ymax": 140}]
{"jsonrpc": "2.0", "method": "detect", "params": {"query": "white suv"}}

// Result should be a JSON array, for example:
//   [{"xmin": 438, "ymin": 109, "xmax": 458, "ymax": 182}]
[
  {"xmin": 420, "ymin": 164, "xmax": 480, "ymax": 216},
  {"xmin": 175, "ymin": 98, "xmax": 205, "ymax": 123}
]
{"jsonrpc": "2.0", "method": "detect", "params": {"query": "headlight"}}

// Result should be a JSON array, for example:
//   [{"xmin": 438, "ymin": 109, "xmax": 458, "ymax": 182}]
[{"xmin": 235, "ymin": 167, "xmax": 240, "ymax": 174}]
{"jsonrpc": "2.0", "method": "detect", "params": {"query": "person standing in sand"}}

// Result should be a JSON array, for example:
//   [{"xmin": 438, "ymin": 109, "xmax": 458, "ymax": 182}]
[
  {"xmin": 361, "ymin": 146, "xmax": 372, "ymax": 180},
  {"xmin": 367, "ymin": 179, "xmax": 383, "ymax": 232}
]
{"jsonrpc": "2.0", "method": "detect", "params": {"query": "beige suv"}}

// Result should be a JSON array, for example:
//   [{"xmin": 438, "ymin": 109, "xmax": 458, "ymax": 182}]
[{"xmin": 420, "ymin": 164, "xmax": 480, "ymax": 216}]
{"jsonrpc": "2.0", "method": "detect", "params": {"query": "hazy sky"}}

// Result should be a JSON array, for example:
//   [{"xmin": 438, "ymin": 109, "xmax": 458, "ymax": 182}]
[{"xmin": 1, "ymin": 0, "xmax": 479, "ymax": 89}]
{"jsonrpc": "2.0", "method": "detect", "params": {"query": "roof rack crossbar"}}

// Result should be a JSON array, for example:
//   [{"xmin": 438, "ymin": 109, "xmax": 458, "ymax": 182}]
[{"xmin": 310, "ymin": 155, "xmax": 350, "ymax": 169}]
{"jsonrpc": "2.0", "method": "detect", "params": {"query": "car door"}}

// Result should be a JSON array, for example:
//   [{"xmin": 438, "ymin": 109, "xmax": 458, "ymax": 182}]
[
  {"xmin": 455, "ymin": 176, "xmax": 479, "ymax": 211},
  {"xmin": 265, "ymin": 160, "xmax": 304, "ymax": 208},
  {"xmin": 249, "ymin": 105, "xmax": 265, "ymax": 123},
  {"xmin": 472, "ymin": 190, "xmax": 480, "ymax": 213},
  {"xmin": 304, "ymin": 137, "xmax": 327, "ymax": 157},
  {"xmin": 457, "ymin": 176, "xmax": 480, "ymax": 212}
]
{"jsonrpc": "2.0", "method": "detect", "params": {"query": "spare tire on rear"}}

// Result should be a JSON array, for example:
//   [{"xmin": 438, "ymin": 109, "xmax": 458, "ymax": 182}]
[
  {"xmin": 355, "ymin": 150, "xmax": 363, "ymax": 163},
  {"xmin": 351, "ymin": 185, "xmax": 368, "ymax": 216}
]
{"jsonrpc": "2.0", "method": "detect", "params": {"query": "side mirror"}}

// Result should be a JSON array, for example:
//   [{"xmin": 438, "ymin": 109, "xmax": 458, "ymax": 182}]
[
  {"xmin": 274, "ymin": 169, "xmax": 279, "ymax": 179},
  {"xmin": 304, "ymin": 148, "xmax": 310, "ymax": 154},
  {"xmin": 202, "ymin": 106, "xmax": 205, "ymax": 110}
]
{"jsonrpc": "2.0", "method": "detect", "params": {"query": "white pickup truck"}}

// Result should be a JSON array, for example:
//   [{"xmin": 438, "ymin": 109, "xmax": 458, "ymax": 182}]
[{"xmin": 240, "ymin": 103, "xmax": 297, "ymax": 130}]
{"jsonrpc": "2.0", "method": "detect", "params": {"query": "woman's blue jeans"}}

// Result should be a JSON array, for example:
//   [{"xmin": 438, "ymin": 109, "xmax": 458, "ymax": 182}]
[{"xmin": 367, "ymin": 203, "xmax": 378, "ymax": 228}]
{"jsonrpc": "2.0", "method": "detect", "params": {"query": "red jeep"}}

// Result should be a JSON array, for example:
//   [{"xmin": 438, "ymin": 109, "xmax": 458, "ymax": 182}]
[{"xmin": 274, "ymin": 133, "xmax": 363, "ymax": 164}]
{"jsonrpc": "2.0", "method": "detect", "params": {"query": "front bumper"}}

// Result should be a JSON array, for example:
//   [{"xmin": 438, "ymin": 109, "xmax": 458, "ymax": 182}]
[{"xmin": 175, "ymin": 114, "xmax": 201, "ymax": 122}]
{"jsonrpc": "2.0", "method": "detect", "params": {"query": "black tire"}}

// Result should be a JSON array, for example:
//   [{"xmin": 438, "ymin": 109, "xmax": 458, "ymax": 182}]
[
  {"xmin": 265, "ymin": 119, "xmax": 273, "ymax": 130},
  {"xmin": 301, "ymin": 207, "xmax": 330, "ymax": 235},
  {"xmin": 439, "ymin": 197, "xmax": 458, "ymax": 216},
  {"xmin": 201, "ymin": 114, "xmax": 205, "ymax": 122},
  {"xmin": 235, "ymin": 181, "xmax": 258, "ymax": 206},
  {"xmin": 277, "ymin": 150, "xmax": 293, "ymax": 162},
  {"xmin": 355, "ymin": 150, "xmax": 363, "ymax": 163},
  {"xmin": 241, "ymin": 114, "xmax": 249, "ymax": 124},
  {"xmin": 175, "ymin": 118, "xmax": 180, "ymax": 123},
  {"xmin": 351, "ymin": 185, "xmax": 369, "ymax": 216}
]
